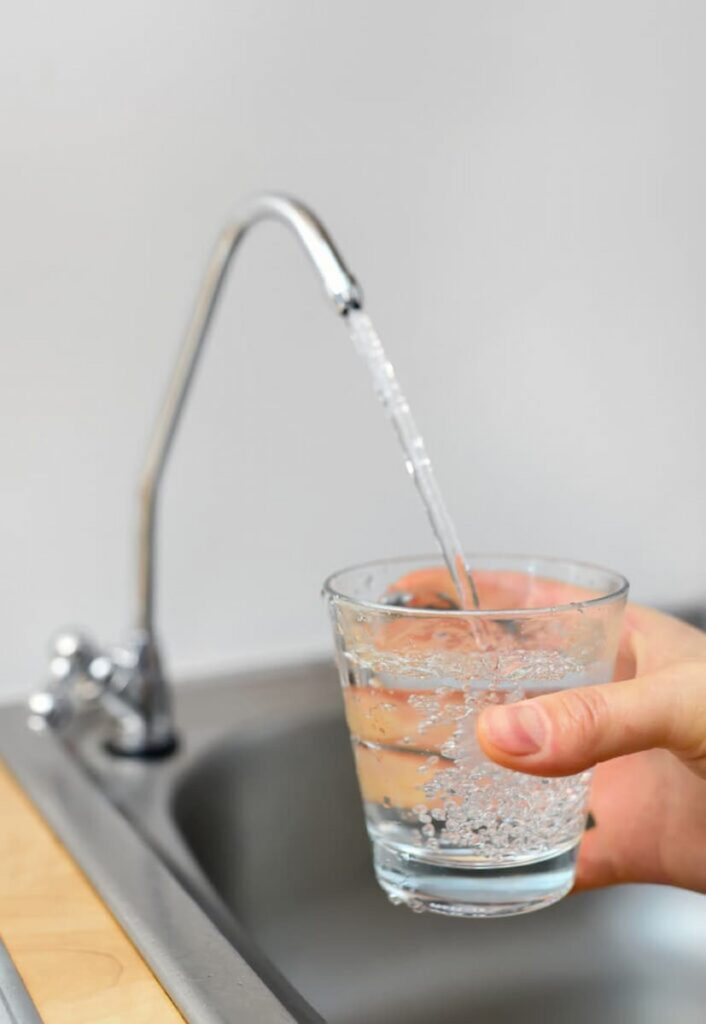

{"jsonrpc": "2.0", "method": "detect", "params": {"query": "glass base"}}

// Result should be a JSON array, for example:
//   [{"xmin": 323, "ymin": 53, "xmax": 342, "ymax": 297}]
[{"xmin": 373, "ymin": 840, "xmax": 578, "ymax": 918}]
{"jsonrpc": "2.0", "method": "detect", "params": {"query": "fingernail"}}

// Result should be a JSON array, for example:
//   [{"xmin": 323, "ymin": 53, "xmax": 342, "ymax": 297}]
[{"xmin": 481, "ymin": 703, "xmax": 547, "ymax": 755}]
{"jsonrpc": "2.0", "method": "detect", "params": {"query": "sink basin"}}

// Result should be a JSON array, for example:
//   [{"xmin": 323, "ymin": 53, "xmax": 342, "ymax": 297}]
[
  {"xmin": 169, "ymin": 668, "xmax": 706, "ymax": 1024},
  {"xmin": 7, "ymin": 658, "xmax": 706, "ymax": 1022}
]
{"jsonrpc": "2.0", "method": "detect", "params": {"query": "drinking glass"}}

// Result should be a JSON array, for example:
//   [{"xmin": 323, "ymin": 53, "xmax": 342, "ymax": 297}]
[{"xmin": 323, "ymin": 554, "xmax": 628, "ymax": 917}]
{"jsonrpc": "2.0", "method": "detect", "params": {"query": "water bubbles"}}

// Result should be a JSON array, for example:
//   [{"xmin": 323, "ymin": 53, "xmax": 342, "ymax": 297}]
[
  {"xmin": 408, "ymin": 694, "xmax": 440, "ymax": 714},
  {"xmin": 346, "ymin": 643, "xmax": 584, "ymax": 687},
  {"xmin": 401, "ymin": 752, "xmax": 590, "ymax": 856},
  {"xmin": 347, "ymin": 654, "xmax": 593, "ymax": 870}
]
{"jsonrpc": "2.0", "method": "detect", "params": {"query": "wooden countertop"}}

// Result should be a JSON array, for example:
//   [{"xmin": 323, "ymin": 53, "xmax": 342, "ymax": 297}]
[{"xmin": 0, "ymin": 762, "xmax": 185, "ymax": 1023}]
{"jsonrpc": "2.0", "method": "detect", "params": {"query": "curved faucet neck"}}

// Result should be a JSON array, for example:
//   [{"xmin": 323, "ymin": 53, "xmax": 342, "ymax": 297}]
[{"xmin": 137, "ymin": 192, "xmax": 361, "ymax": 684}]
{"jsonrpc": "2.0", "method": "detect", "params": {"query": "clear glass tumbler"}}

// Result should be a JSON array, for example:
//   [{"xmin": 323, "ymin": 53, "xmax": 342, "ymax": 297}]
[{"xmin": 324, "ymin": 554, "xmax": 628, "ymax": 918}]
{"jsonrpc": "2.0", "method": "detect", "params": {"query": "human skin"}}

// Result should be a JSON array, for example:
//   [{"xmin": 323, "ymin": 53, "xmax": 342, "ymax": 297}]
[{"xmin": 478, "ymin": 604, "xmax": 706, "ymax": 893}]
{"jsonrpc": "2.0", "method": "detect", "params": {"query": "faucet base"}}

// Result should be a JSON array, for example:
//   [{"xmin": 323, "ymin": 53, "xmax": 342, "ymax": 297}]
[
  {"xmin": 105, "ymin": 734, "xmax": 178, "ymax": 759},
  {"xmin": 102, "ymin": 630, "xmax": 178, "ymax": 758}
]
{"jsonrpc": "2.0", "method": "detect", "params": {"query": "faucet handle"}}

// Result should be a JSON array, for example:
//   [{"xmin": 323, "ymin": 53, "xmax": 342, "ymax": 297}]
[
  {"xmin": 29, "ymin": 628, "xmax": 109, "ymax": 725},
  {"xmin": 51, "ymin": 628, "xmax": 101, "ymax": 677}
]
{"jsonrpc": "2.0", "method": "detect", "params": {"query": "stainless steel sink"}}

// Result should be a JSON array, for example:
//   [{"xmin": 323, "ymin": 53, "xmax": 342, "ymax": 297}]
[
  {"xmin": 172, "ymin": 710, "xmax": 706, "ymax": 1024},
  {"xmin": 5, "ymin": 658, "xmax": 706, "ymax": 1022},
  {"xmin": 169, "ymin": 664, "xmax": 706, "ymax": 1024}
]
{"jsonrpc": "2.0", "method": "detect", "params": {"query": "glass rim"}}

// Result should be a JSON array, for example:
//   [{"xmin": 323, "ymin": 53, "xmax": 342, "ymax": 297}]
[{"xmin": 323, "ymin": 552, "xmax": 629, "ymax": 619}]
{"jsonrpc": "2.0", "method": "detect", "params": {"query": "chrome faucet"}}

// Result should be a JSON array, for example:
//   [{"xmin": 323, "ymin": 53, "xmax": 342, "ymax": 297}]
[{"xmin": 30, "ymin": 193, "xmax": 362, "ymax": 755}]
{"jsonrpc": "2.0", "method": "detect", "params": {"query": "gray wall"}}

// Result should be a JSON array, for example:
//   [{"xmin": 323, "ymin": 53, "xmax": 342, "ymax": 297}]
[{"xmin": 2, "ymin": 1, "xmax": 705, "ymax": 699}]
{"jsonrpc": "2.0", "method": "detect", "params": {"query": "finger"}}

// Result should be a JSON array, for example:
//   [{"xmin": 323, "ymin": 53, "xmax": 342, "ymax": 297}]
[
  {"xmin": 476, "ymin": 662, "xmax": 706, "ymax": 777},
  {"xmin": 617, "ymin": 603, "xmax": 706, "ymax": 678}
]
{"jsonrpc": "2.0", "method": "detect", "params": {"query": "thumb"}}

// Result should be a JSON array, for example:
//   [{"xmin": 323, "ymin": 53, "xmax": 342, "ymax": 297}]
[{"xmin": 477, "ymin": 662, "xmax": 706, "ymax": 777}]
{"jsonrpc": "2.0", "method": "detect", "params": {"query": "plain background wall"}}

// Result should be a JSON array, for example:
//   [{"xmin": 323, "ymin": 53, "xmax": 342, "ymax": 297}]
[{"xmin": 1, "ymin": 1, "xmax": 705, "ymax": 699}]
